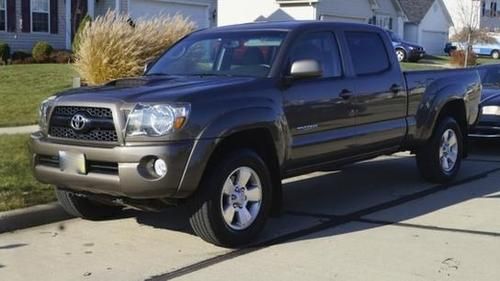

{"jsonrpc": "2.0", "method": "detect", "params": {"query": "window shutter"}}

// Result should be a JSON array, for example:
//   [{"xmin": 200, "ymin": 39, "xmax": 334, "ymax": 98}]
[
  {"xmin": 50, "ymin": 0, "xmax": 58, "ymax": 34},
  {"xmin": 21, "ymin": 0, "xmax": 30, "ymax": 33},
  {"xmin": 6, "ymin": 0, "xmax": 16, "ymax": 32}
]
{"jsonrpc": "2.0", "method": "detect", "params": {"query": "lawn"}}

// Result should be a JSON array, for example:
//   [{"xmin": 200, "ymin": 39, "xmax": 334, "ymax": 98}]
[
  {"xmin": 0, "ymin": 64, "xmax": 76, "ymax": 127},
  {"xmin": 0, "ymin": 134, "xmax": 55, "ymax": 211},
  {"xmin": 401, "ymin": 55, "xmax": 500, "ymax": 71}
]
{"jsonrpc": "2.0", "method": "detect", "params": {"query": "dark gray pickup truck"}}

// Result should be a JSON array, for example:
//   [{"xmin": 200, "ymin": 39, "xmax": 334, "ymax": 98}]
[{"xmin": 31, "ymin": 21, "xmax": 481, "ymax": 247}]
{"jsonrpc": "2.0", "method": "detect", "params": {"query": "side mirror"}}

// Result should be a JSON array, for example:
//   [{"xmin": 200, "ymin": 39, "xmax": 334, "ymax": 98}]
[
  {"xmin": 289, "ymin": 59, "xmax": 323, "ymax": 79},
  {"xmin": 143, "ymin": 59, "xmax": 154, "ymax": 75}
]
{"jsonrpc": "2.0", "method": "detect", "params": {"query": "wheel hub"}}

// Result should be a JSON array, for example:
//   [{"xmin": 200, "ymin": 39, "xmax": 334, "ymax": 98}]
[
  {"xmin": 220, "ymin": 167, "xmax": 263, "ymax": 231},
  {"xmin": 439, "ymin": 129, "xmax": 458, "ymax": 172}
]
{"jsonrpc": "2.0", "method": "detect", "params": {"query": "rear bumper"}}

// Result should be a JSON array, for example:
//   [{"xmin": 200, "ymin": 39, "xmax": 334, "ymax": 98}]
[{"xmin": 30, "ymin": 132, "xmax": 198, "ymax": 199}]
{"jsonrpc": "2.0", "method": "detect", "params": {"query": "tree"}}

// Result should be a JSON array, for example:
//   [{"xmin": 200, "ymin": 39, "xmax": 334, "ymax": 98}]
[{"xmin": 451, "ymin": 0, "xmax": 497, "ymax": 67}]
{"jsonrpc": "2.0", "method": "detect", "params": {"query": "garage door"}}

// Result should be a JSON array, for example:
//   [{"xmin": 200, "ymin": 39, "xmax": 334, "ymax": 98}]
[
  {"xmin": 129, "ymin": 0, "xmax": 210, "ymax": 28},
  {"xmin": 421, "ymin": 30, "xmax": 448, "ymax": 55},
  {"xmin": 320, "ymin": 14, "xmax": 366, "ymax": 24}
]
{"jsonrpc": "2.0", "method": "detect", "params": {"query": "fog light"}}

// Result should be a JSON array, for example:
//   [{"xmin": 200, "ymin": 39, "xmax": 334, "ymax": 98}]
[{"xmin": 153, "ymin": 159, "xmax": 167, "ymax": 177}]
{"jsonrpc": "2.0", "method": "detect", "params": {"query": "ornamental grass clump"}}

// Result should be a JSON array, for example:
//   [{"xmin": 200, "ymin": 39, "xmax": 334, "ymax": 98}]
[{"xmin": 74, "ymin": 11, "xmax": 195, "ymax": 85}]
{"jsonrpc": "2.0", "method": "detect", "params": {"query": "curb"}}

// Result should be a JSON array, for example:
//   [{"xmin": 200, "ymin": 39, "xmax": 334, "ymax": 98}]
[{"xmin": 0, "ymin": 202, "xmax": 74, "ymax": 233}]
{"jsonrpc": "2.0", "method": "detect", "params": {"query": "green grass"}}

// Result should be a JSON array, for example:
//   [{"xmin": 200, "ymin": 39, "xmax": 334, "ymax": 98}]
[
  {"xmin": 0, "ymin": 64, "xmax": 76, "ymax": 127},
  {"xmin": 401, "ymin": 55, "xmax": 500, "ymax": 71},
  {"xmin": 0, "ymin": 134, "xmax": 55, "ymax": 211}
]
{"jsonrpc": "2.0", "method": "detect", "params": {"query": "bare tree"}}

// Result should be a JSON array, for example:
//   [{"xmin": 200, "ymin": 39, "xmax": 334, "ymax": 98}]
[{"xmin": 451, "ymin": 0, "xmax": 497, "ymax": 67}]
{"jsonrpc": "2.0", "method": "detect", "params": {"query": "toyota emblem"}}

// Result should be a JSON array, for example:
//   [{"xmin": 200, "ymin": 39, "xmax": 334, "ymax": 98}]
[{"xmin": 70, "ymin": 114, "xmax": 88, "ymax": 131}]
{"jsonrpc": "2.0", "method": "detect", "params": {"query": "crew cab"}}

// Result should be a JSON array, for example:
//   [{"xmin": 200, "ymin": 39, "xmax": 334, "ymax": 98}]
[{"xmin": 30, "ymin": 21, "xmax": 481, "ymax": 247}]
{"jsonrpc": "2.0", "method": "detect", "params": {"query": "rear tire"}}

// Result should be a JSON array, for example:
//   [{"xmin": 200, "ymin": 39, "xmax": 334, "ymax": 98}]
[
  {"xmin": 416, "ymin": 117, "xmax": 463, "ymax": 183},
  {"xmin": 188, "ymin": 149, "xmax": 273, "ymax": 247},
  {"xmin": 56, "ymin": 188, "xmax": 122, "ymax": 220}
]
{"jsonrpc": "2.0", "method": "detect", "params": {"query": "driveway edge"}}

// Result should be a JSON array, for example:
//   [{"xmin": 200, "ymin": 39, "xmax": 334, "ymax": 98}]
[{"xmin": 0, "ymin": 202, "xmax": 74, "ymax": 233}]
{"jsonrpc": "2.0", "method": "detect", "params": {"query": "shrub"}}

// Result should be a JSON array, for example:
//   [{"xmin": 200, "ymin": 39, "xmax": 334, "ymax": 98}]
[
  {"xmin": 450, "ymin": 50, "xmax": 477, "ymax": 67},
  {"xmin": 72, "ymin": 14, "xmax": 92, "ymax": 53},
  {"xmin": 32, "ymin": 41, "xmax": 54, "ymax": 63},
  {"xmin": 0, "ymin": 42, "xmax": 10, "ymax": 64},
  {"xmin": 11, "ymin": 52, "xmax": 34, "ymax": 64},
  {"xmin": 74, "ymin": 11, "xmax": 195, "ymax": 85},
  {"xmin": 50, "ymin": 50, "xmax": 74, "ymax": 64}
]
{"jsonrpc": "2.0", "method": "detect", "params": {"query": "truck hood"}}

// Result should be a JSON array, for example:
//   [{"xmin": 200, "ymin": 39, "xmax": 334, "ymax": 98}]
[
  {"xmin": 481, "ymin": 87, "xmax": 500, "ymax": 105},
  {"xmin": 56, "ymin": 75, "xmax": 258, "ymax": 103}
]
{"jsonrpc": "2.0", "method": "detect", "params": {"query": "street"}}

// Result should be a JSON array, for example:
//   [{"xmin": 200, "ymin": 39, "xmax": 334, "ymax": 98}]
[{"xmin": 1, "ymin": 142, "xmax": 499, "ymax": 281}]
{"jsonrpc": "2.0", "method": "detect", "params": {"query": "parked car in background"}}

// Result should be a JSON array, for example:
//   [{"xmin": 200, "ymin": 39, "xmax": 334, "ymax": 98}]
[
  {"xmin": 444, "ymin": 42, "xmax": 457, "ymax": 56},
  {"xmin": 386, "ymin": 30, "xmax": 426, "ymax": 62},
  {"xmin": 470, "ymin": 64, "xmax": 500, "ymax": 138},
  {"xmin": 31, "ymin": 22, "xmax": 480, "ymax": 247},
  {"xmin": 472, "ymin": 41, "xmax": 500, "ymax": 59}
]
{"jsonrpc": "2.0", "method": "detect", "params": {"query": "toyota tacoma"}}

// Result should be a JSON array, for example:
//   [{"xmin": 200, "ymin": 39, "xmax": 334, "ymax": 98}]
[{"xmin": 30, "ymin": 21, "xmax": 481, "ymax": 247}]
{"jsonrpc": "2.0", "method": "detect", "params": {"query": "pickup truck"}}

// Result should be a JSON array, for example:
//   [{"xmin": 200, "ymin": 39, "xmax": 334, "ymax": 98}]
[{"xmin": 30, "ymin": 21, "xmax": 481, "ymax": 247}]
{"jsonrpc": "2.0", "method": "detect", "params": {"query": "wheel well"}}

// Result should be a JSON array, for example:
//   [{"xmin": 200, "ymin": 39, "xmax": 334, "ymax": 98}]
[
  {"xmin": 204, "ymin": 128, "xmax": 283, "ymax": 214},
  {"xmin": 438, "ymin": 100, "xmax": 467, "ymax": 135}
]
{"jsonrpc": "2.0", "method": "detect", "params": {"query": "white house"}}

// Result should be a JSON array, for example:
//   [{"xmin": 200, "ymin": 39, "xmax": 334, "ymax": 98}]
[
  {"xmin": 218, "ymin": 0, "xmax": 407, "ymax": 37},
  {"xmin": 399, "ymin": 0, "xmax": 453, "ymax": 54},
  {"xmin": 443, "ymin": 0, "xmax": 500, "ymax": 35}
]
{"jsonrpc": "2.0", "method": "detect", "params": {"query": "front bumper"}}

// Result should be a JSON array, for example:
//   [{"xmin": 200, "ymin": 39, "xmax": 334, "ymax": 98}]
[
  {"xmin": 408, "ymin": 49, "xmax": 425, "ymax": 60},
  {"xmin": 30, "ymin": 132, "xmax": 196, "ymax": 199},
  {"xmin": 469, "ymin": 114, "xmax": 500, "ymax": 138}
]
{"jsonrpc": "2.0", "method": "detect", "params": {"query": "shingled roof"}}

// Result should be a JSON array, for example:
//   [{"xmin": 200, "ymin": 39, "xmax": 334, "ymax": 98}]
[{"xmin": 398, "ymin": 0, "xmax": 435, "ymax": 23}]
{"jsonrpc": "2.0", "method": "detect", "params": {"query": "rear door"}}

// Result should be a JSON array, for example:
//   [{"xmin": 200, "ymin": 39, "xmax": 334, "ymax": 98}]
[
  {"xmin": 342, "ymin": 30, "xmax": 407, "ymax": 152},
  {"xmin": 283, "ymin": 31, "xmax": 358, "ymax": 170}
]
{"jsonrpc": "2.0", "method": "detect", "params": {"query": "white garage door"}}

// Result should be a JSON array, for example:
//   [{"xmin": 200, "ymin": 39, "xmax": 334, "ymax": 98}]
[
  {"xmin": 421, "ymin": 30, "xmax": 448, "ymax": 55},
  {"xmin": 129, "ymin": 0, "xmax": 210, "ymax": 28},
  {"xmin": 320, "ymin": 14, "xmax": 366, "ymax": 24}
]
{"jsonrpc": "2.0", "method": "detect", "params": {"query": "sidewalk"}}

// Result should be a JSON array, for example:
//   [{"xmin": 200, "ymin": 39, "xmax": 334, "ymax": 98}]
[{"xmin": 0, "ymin": 125, "xmax": 38, "ymax": 135}]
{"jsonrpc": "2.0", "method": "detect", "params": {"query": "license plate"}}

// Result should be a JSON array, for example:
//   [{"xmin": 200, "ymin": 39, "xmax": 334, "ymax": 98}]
[{"xmin": 59, "ymin": 151, "xmax": 86, "ymax": 175}]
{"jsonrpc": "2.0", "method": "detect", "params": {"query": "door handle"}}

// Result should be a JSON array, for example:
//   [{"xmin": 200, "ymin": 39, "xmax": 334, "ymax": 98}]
[
  {"xmin": 339, "ymin": 89, "xmax": 353, "ymax": 100},
  {"xmin": 390, "ymin": 84, "xmax": 403, "ymax": 93}
]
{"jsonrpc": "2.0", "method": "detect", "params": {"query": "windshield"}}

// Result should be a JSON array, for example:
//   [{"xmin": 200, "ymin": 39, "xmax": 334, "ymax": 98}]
[
  {"xmin": 147, "ymin": 31, "xmax": 288, "ymax": 78},
  {"xmin": 481, "ymin": 66, "xmax": 500, "ymax": 87}
]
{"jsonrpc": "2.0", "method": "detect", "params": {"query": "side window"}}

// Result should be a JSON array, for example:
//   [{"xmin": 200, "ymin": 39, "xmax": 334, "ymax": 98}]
[
  {"xmin": 289, "ymin": 32, "xmax": 342, "ymax": 78},
  {"xmin": 345, "ymin": 31, "xmax": 390, "ymax": 75}
]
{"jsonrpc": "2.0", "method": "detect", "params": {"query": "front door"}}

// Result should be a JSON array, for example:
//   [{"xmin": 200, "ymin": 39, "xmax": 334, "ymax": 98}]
[{"xmin": 283, "ymin": 31, "xmax": 358, "ymax": 171}]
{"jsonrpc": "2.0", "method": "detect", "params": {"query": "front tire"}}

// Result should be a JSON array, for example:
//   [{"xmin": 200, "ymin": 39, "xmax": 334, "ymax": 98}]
[
  {"xmin": 492, "ymin": 50, "xmax": 500, "ymax": 59},
  {"xmin": 416, "ymin": 117, "xmax": 463, "ymax": 183},
  {"xmin": 396, "ymin": 49, "xmax": 407, "ymax": 62},
  {"xmin": 188, "ymin": 149, "xmax": 273, "ymax": 247},
  {"xmin": 56, "ymin": 188, "xmax": 122, "ymax": 220}
]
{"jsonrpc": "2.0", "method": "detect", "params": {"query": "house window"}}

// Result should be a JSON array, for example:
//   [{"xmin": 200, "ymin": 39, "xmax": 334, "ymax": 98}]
[
  {"xmin": 482, "ymin": 1, "xmax": 486, "ymax": 16},
  {"xmin": 490, "ymin": 1, "xmax": 497, "ymax": 17},
  {"xmin": 0, "ymin": 0, "xmax": 6, "ymax": 31},
  {"xmin": 32, "ymin": 0, "xmax": 49, "ymax": 32},
  {"xmin": 372, "ymin": 15, "xmax": 393, "ymax": 30}
]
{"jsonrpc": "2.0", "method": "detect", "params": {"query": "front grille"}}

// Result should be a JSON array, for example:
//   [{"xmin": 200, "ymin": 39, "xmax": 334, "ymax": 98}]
[{"xmin": 49, "ymin": 106, "xmax": 118, "ymax": 143}]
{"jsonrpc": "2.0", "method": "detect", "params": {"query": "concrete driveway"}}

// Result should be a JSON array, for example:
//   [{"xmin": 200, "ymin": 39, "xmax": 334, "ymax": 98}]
[{"xmin": 1, "ymin": 142, "xmax": 499, "ymax": 281}]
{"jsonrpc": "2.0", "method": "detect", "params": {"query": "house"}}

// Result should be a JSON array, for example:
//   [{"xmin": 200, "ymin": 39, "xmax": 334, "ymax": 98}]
[
  {"xmin": 443, "ymin": 0, "xmax": 500, "ymax": 35},
  {"xmin": 218, "ymin": 0, "xmax": 407, "ymax": 37},
  {"xmin": 399, "ymin": 0, "xmax": 453, "ymax": 54},
  {"xmin": 0, "ymin": 0, "xmax": 216, "ymax": 52}
]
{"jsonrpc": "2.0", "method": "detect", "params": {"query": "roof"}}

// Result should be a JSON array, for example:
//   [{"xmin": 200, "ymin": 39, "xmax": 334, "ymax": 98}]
[
  {"xmin": 398, "ymin": 0, "xmax": 435, "ymax": 23},
  {"xmin": 199, "ymin": 20, "xmax": 383, "ymax": 33}
]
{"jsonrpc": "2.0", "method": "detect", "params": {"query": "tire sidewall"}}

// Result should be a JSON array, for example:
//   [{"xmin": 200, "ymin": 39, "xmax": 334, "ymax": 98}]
[
  {"xmin": 492, "ymin": 51, "xmax": 500, "ymax": 59},
  {"xmin": 203, "ymin": 150, "xmax": 273, "ymax": 245},
  {"xmin": 396, "ymin": 49, "xmax": 406, "ymax": 62}
]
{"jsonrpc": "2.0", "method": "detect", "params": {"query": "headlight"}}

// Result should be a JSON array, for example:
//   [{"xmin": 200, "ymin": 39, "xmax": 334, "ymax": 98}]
[
  {"xmin": 408, "ymin": 46, "xmax": 415, "ymax": 50},
  {"xmin": 482, "ymin": 105, "xmax": 500, "ymax": 116},
  {"xmin": 38, "ymin": 96, "xmax": 56, "ymax": 130},
  {"xmin": 126, "ymin": 104, "xmax": 190, "ymax": 137}
]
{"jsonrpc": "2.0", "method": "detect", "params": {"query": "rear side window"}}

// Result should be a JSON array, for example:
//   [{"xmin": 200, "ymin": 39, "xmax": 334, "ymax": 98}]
[
  {"xmin": 345, "ymin": 31, "xmax": 390, "ymax": 75},
  {"xmin": 289, "ymin": 32, "xmax": 342, "ymax": 78}
]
